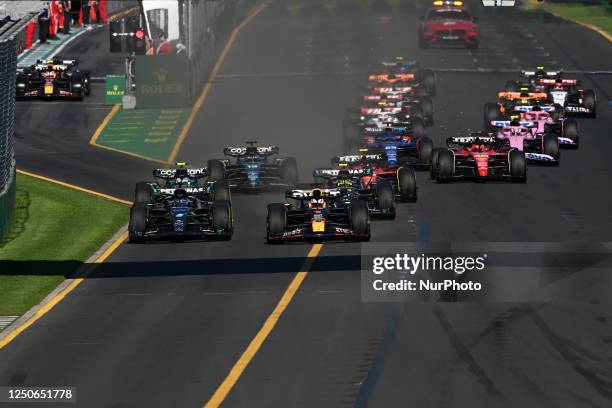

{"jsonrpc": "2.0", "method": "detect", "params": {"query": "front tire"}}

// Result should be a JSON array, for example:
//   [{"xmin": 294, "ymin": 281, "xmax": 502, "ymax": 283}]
[
  {"xmin": 213, "ymin": 180, "xmax": 231, "ymax": 201},
  {"xmin": 207, "ymin": 159, "xmax": 226, "ymax": 181},
  {"xmin": 509, "ymin": 150, "xmax": 527, "ymax": 182},
  {"xmin": 134, "ymin": 182, "xmax": 152, "ymax": 204},
  {"xmin": 562, "ymin": 118, "xmax": 579, "ymax": 147},
  {"xmin": 418, "ymin": 136, "xmax": 434, "ymax": 163},
  {"xmin": 436, "ymin": 150, "xmax": 454, "ymax": 182},
  {"xmin": 350, "ymin": 200, "xmax": 370, "ymax": 240},
  {"xmin": 376, "ymin": 181, "xmax": 395, "ymax": 218},
  {"xmin": 211, "ymin": 200, "xmax": 232, "ymax": 239},
  {"xmin": 128, "ymin": 204, "xmax": 147, "ymax": 243},
  {"xmin": 542, "ymin": 133, "xmax": 560, "ymax": 163},
  {"xmin": 267, "ymin": 203, "xmax": 287, "ymax": 243}
]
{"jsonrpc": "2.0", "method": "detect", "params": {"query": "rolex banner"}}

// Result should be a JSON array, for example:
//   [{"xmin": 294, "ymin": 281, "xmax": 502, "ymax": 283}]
[
  {"xmin": 105, "ymin": 75, "xmax": 126, "ymax": 105},
  {"xmin": 135, "ymin": 55, "xmax": 190, "ymax": 108}
]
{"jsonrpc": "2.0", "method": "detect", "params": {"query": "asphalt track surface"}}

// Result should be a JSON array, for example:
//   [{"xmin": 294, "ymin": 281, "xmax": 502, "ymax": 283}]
[{"xmin": 3, "ymin": 1, "xmax": 612, "ymax": 407}]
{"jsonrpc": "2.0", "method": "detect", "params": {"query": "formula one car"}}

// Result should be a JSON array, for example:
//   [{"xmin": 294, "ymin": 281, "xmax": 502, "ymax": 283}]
[
  {"xmin": 504, "ymin": 68, "xmax": 596, "ymax": 117},
  {"xmin": 266, "ymin": 189, "xmax": 370, "ymax": 243},
  {"xmin": 128, "ymin": 164, "xmax": 232, "ymax": 242},
  {"xmin": 431, "ymin": 135, "xmax": 526, "ymax": 182},
  {"xmin": 380, "ymin": 57, "xmax": 436, "ymax": 95},
  {"xmin": 16, "ymin": 58, "xmax": 91, "ymax": 100},
  {"xmin": 207, "ymin": 141, "xmax": 298, "ymax": 191},
  {"xmin": 359, "ymin": 91, "xmax": 434, "ymax": 125},
  {"xmin": 312, "ymin": 166, "xmax": 396, "ymax": 219},
  {"xmin": 330, "ymin": 152, "xmax": 418, "ymax": 202},
  {"xmin": 486, "ymin": 101, "xmax": 579, "ymax": 148},
  {"xmin": 359, "ymin": 125, "xmax": 434, "ymax": 168},
  {"xmin": 418, "ymin": 1, "xmax": 479, "ymax": 49},
  {"xmin": 491, "ymin": 119, "xmax": 559, "ymax": 165}
]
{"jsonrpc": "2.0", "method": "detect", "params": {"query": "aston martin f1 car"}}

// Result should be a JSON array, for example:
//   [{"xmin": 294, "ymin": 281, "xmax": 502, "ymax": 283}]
[
  {"xmin": 128, "ymin": 164, "xmax": 232, "ymax": 242},
  {"xmin": 266, "ymin": 189, "xmax": 370, "ymax": 243},
  {"xmin": 504, "ymin": 68, "xmax": 596, "ymax": 118},
  {"xmin": 207, "ymin": 141, "xmax": 298, "ymax": 191},
  {"xmin": 16, "ymin": 58, "xmax": 91, "ymax": 100},
  {"xmin": 431, "ymin": 135, "xmax": 526, "ymax": 182}
]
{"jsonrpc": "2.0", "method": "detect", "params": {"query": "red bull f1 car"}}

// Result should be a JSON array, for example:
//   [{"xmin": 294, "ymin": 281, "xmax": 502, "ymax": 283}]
[{"xmin": 16, "ymin": 58, "xmax": 91, "ymax": 101}]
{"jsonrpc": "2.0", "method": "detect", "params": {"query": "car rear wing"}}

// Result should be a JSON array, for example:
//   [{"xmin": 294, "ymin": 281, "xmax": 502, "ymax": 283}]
[
  {"xmin": 491, "ymin": 120, "xmax": 534, "ymax": 128},
  {"xmin": 498, "ymin": 92, "xmax": 548, "ymax": 100},
  {"xmin": 286, "ymin": 189, "xmax": 341, "ymax": 199},
  {"xmin": 520, "ymin": 69, "xmax": 561, "ymax": 78},
  {"xmin": 382, "ymin": 60, "xmax": 418, "ymax": 68},
  {"xmin": 512, "ymin": 105, "xmax": 555, "ymax": 112},
  {"xmin": 313, "ymin": 168, "xmax": 365, "ymax": 178},
  {"xmin": 538, "ymin": 78, "xmax": 578, "ymax": 86},
  {"xmin": 368, "ymin": 74, "xmax": 415, "ymax": 82},
  {"xmin": 153, "ymin": 167, "xmax": 209, "ymax": 178},
  {"xmin": 373, "ymin": 86, "xmax": 413, "ymax": 94},
  {"xmin": 447, "ymin": 136, "xmax": 496, "ymax": 145},
  {"xmin": 331, "ymin": 154, "xmax": 383, "ymax": 163},
  {"xmin": 223, "ymin": 146, "xmax": 279, "ymax": 157},
  {"xmin": 361, "ymin": 107, "xmax": 402, "ymax": 115}
]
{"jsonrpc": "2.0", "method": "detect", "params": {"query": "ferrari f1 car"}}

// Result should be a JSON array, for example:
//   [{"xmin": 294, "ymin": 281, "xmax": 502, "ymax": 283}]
[
  {"xmin": 430, "ymin": 135, "xmax": 527, "ymax": 183},
  {"xmin": 207, "ymin": 141, "xmax": 298, "ymax": 191},
  {"xmin": 418, "ymin": 1, "xmax": 480, "ymax": 49},
  {"xmin": 16, "ymin": 58, "xmax": 91, "ymax": 100},
  {"xmin": 504, "ymin": 68, "xmax": 596, "ymax": 118},
  {"xmin": 266, "ymin": 189, "xmax": 370, "ymax": 243},
  {"xmin": 128, "ymin": 164, "xmax": 232, "ymax": 242}
]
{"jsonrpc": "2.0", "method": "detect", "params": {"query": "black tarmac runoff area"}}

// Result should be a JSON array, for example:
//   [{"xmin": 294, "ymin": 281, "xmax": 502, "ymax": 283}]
[{"xmin": 3, "ymin": 0, "xmax": 612, "ymax": 407}]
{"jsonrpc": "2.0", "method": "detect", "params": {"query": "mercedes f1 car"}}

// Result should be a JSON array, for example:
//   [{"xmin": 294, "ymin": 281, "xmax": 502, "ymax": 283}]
[
  {"xmin": 418, "ymin": 1, "xmax": 479, "ymax": 49},
  {"xmin": 266, "ymin": 189, "xmax": 370, "ymax": 243},
  {"xmin": 504, "ymin": 68, "xmax": 596, "ymax": 118},
  {"xmin": 128, "ymin": 164, "xmax": 232, "ymax": 242},
  {"xmin": 207, "ymin": 142, "xmax": 298, "ymax": 191},
  {"xmin": 16, "ymin": 58, "xmax": 91, "ymax": 100},
  {"xmin": 431, "ymin": 135, "xmax": 527, "ymax": 182}
]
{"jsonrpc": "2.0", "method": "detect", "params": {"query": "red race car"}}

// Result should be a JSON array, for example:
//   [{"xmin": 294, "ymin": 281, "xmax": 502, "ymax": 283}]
[{"xmin": 418, "ymin": 1, "xmax": 479, "ymax": 49}]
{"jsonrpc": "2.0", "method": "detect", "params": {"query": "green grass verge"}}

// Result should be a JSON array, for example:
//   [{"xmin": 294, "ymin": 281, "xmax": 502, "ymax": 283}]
[
  {"xmin": 545, "ymin": 4, "xmax": 612, "ymax": 36},
  {"xmin": 0, "ymin": 173, "xmax": 128, "ymax": 317}
]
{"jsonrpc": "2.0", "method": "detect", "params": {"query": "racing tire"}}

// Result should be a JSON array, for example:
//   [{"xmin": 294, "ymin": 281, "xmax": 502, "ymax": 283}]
[
  {"xmin": 134, "ymin": 182, "xmax": 152, "ymax": 204},
  {"xmin": 411, "ymin": 117, "xmax": 426, "ymax": 139},
  {"xmin": 350, "ymin": 200, "xmax": 370, "ymax": 241},
  {"xmin": 128, "ymin": 204, "xmax": 147, "ymax": 243},
  {"xmin": 483, "ymin": 102, "xmax": 501, "ymax": 129},
  {"xmin": 410, "ymin": 105, "xmax": 424, "ymax": 122},
  {"xmin": 211, "ymin": 200, "xmax": 232, "ymax": 240},
  {"xmin": 509, "ymin": 150, "xmax": 527, "ymax": 183},
  {"xmin": 420, "ymin": 96, "xmax": 434, "ymax": 126},
  {"xmin": 417, "ymin": 69, "xmax": 436, "ymax": 96},
  {"xmin": 436, "ymin": 150, "xmax": 454, "ymax": 182},
  {"xmin": 213, "ymin": 180, "xmax": 231, "ymax": 202},
  {"xmin": 376, "ymin": 181, "xmax": 395, "ymax": 219},
  {"xmin": 397, "ymin": 166, "xmax": 417, "ymax": 202},
  {"xmin": 504, "ymin": 80, "xmax": 518, "ymax": 93},
  {"xmin": 430, "ymin": 148, "xmax": 445, "ymax": 180},
  {"xmin": 543, "ymin": 133, "xmax": 560, "ymax": 164},
  {"xmin": 266, "ymin": 203, "xmax": 287, "ymax": 243},
  {"xmin": 280, "ymin": 157, "xmax": 299, "ymax": 187},
  {"xmin": 417, "ymin": 136, "xmax": 434, "ymax": 163},
  {"xmin": 207, "ymin": 159, "xmax": 226, "ymax": 181},
  {"xmin": 562, "ymin": 118, "xmax": 579, "ymax": 147},
  {"xmin": 582, "ymin": 89, "xmax": 596, "ymax": 117}
]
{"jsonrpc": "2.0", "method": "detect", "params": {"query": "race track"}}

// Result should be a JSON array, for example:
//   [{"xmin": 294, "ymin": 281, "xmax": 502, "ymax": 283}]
[{"xmin": 2, "ymin": 1, "xmax": 612, "ymax": 407}]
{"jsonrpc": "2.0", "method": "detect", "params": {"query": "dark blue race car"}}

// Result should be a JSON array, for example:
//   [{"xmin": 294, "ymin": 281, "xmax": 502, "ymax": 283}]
[
  {"xmin": 361, "ymin": 126, "xmax": 434, "ymax": 168},
  {"xmin": 208, "ymin": 141, "xmax": 298, "ymax": 191}
]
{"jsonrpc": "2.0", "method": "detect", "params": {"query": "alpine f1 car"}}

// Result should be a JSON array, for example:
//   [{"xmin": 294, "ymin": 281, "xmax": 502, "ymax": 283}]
[
  {"xmin": 16, "ymin": 58, "xmax": 91, "ymax": 100},
  {"xmin": 430, "ymin": 135, "xmax": 526, "ymax": 183},
  {"xmin": 128, "ymin": 164, "xmax": 232, "ymax": 242},
  {"xmin": 418, "ymin": 1, "xmax": 479, "ymax": 49},
  {"xmin": 207, "ymin": 141, "xmax": 298, "ymax": 191},
  {"xmin": 491, "ymin": 119, "xmax": 559, "ymax": 165},
  {"xmin": 266, "ymin": 189, "xmax": 370, "ymax": 243},
  {"xmin": 485, "ymin": 101, "xmax": 579, "ymax": 148},
  {"xmin": 504, "ymin": 67, "xmax": 596, "ymax": 118},
  {"xmin": 358, "ymin": 90, "xmax": 434, "ymax": 125}
]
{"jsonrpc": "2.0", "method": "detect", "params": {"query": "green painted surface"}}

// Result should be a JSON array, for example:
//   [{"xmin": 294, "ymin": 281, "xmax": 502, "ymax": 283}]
[{"xmin": 96, "ymin": 108, "xmax": 190, "ymax": 162}]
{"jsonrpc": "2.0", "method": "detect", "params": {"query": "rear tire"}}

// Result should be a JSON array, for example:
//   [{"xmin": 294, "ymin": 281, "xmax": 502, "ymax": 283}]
[
  {"xmin": 436, "ymin": 150, "xmax": 454, "ymax": 182},
  {"xmin": 376, "ymin": 181, "xmax": 395, "ymax": 218},
  {"xmin": 397, "ymin": 166, "xmax": 417, "ymax": 202},
  {"xmin": 213, "ymin": 180, "xmax": 231, "ymax": 201},
  {"xmin": 484, "ymin": 102, "xmax": 501, "ymax": 129},
  {"xmin": 207, "ymin": 160, "xmax": 226, "ymax": 181},
  {"xmin": 563, "ymin": 118, "xmax": 579, "ymax": 146},
  {"xmin": 509, "ymin": 150, "xmax": 527, "ymax": 182},
  {"xmin": 280, "ymin": 157, "xmax": 298, "ymax": 187},
  {"xmin": 583, "ymin": 89, "xmax": 596, "ymax": 117},
  {"xmin": 411, "ymin": 117, "xmax": 426, "ymax": 139},
  {"xmin": 430, "ymin": 148, "xmax": 444, "ymax": 180},
  {"xmin": 267, "ymin": 203, "xmax": 287, "ymax": 243},
  {"xmin": 135, "ymin": 182, "xmax": 152, "ymax": 204},
  {"xmin": 417, "ymin": 69, "xmax": 436, "ymax": 96},
  {"xmin": 418, "ymin": 136, "xmax": 434, "ymax": 163},
  {"xmin": 420, "ymin": 96, "xmax": 434, "ymax": 125},
  {"xmin": 350, "ymin": 200, "xmax": 370, "ymax": 240},
  {"xmin": 129, "ymin": 204, "xmax": 147, "ymax": 243},
  {"xmin": 542, "ymin": 133, "xmax": 560, "ymax": 163},
  {"xmin": 211, "ymin": 200, "xmax": 232, "ymax": 239}
]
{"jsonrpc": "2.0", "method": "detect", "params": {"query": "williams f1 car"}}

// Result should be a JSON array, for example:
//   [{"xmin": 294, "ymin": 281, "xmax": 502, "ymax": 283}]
[
  {"xmin": 207, "ymin": 141, "xmax": 298, "ymax": 191},
  {"xmin": 266, "ymin": 189, "xmax": 370, "ymax": 243},
  {"xmin": 128, "ymin": 164, "xmax": 232, "ymax": 242},
  {"xmin": 16, "ymin": 58, "xmax": 91, "ymax": 100}
]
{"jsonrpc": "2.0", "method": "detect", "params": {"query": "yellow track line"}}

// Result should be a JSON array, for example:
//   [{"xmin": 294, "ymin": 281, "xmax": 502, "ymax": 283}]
[
  {"xmin": 0, "ymin": 231, "xmax": 128, "ymax": 350},
  {"xmin": 203, "ymin": 243, "xmax": 323, "ymax": 408},
  {"xmin": 16, "ymin": 169, "xmax": 132, "ymax": 205},
  {"xmin": 167, "ymin": 2, "xmax": 269, "ymax": 164}
]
